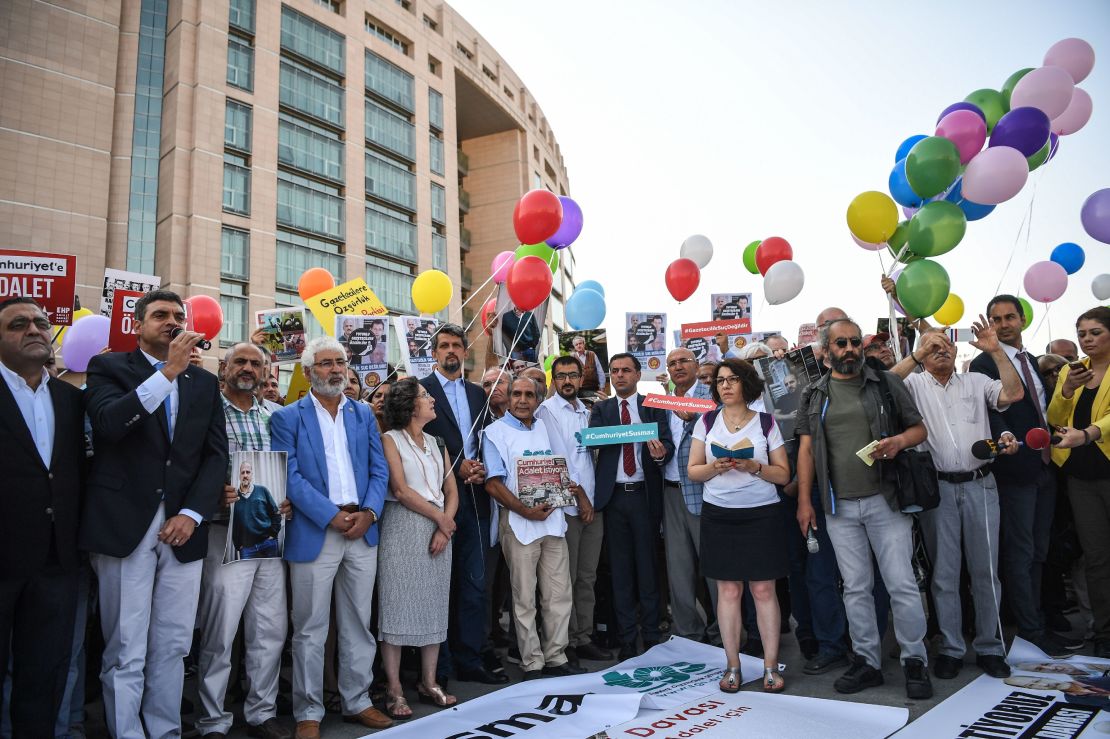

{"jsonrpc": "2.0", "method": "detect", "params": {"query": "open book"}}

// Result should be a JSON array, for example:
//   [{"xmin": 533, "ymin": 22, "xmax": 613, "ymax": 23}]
[{"xmin": 709, "ymin": 438, "xmax": 756, "ymax": 460}]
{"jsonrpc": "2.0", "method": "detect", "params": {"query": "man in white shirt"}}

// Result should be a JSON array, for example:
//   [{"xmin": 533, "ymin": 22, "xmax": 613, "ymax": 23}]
[
  {"xmin": 536, "ymin": 355, "xmax": 610, "ymax": 664},
  {"xmin": 483, "ymin": 376, "xmax": 586, "ymax": 680}
]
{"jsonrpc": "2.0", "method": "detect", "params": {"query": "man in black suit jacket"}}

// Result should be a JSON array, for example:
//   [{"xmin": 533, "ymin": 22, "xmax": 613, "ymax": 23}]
[
  {"xmin": 81, "ymin": 289, "xmax": 228, "ymax": 739},
  {"xmin": 970, "ymin": 294, "xmax": 1071, "ymax": 657},
  {"xmin": 0, "ymin": 298, "xmax": 85, "ymax": 737},
  {"xmin": 419, "ymin": 323, "xmax": 508, "ymax": 685},
  {"xmin": 590, "ymin": 352, "xmax": 675, "ymax": 659}
]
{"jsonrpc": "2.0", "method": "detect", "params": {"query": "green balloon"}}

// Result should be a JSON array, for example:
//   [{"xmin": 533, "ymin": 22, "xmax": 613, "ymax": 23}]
[
  {"xmin": 964, "ymin": 89, "xmax": 1007, "ymax": 133},
  {"xmin": 1001, "ymin": 68, "xmax": 1033, "ymax": 109},
  {"xmin": 895, "ymin": 259, "xmax": 951, "ymax": 318},
  {"xmin": 886, "ymin": 221, "xmax": 922, "ymax": 263},
  {"xmin": 1027, "ymin": 139, "xmax": 1051, "ymax": 171},
  {"xmin": 743, "ymin": 240, "xmax": 760, "ymax": 275},
  {"xmin": 905, "ymin": 137, "xmax": 961, "ymax": 199},
  {"xmin": 907, "ymin": 201, "xmax": 967, "ymax": 257},
  {"xmin": 1018, "ymin": 297, "xmax": 1033, "ymax": 330},
  {"xmin": 515, "ymin": 243, "xmax": 559, "ymax": 273}
]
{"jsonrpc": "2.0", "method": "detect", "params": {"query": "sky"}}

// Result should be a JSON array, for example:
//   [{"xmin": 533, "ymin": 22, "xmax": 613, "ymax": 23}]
[{"xmin": 449, "ymin": 0, "xmax": 1110, "ymax": 360}]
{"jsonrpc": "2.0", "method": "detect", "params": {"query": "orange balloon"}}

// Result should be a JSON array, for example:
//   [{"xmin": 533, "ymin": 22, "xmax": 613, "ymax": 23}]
[{"xmin": 298, "ymin": 268, "xmax": 335, "ymax": 301}]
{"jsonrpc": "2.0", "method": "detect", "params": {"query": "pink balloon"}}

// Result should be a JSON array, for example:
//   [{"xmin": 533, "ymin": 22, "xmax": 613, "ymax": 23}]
[
  {"xmin": 1010, "ymin": 66, "xmax": 1075, "ymax": 120},
  {"xmin": 852, "ymin": 233, "xmax": 886, "ymax": 251},
  {"xmin": 1051, "ymin": 88, "xmax": 1093, "ymax": 135},
  {"xmin": 490, "ymin": 250, "xmax": 514, "ymax": 284},
  {"xmin": 1044, "ymin": 38, "xmax": 1096, "ymax": 84},
  {"xmin": 962, "ymin": 146, "xmax": 1029, "ymax": 205},
  {"xmin": 936, "ymin": 109, "xmax": 987, "ymax": 164},
  {"xmin": 1023, "ymin": 260, "xmax": 1069, "ymax": 303}
]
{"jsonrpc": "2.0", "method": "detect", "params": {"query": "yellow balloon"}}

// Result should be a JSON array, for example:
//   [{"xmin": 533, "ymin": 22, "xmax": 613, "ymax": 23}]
[
  {"xmin": 411, "ymin": 269, "xmax": 453, "ymax": 315},
  {"xmin": 847, "ymin": 191, "xmax": 899, "ymax": 244},
  {"xmin": 932, "ymin": 292, "xmax": 964, "ymax": 327}
]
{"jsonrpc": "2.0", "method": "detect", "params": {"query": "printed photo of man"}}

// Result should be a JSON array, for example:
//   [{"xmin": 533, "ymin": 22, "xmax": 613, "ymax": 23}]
[{"xmin": 231, "ymin": 460, "xmax": 282, "ymax": 560}]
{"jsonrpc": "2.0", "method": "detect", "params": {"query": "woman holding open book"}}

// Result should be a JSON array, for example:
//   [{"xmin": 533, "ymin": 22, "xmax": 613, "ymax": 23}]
[{"xmin": 687, "ymin": 358, "xmax": 792, "ymax": 694}]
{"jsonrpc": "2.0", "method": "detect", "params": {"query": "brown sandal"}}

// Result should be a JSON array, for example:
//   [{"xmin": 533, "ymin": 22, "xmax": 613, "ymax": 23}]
[
  {"xmin": 417, "ymin": 682, "xmax": 457, "ymax": 708},
  {"xmin": 763, "ymin": 666, "xmax": 785, "ymax": 693},
  {"xmin": 719, "ymin": 666, "xmax": 742, "ymax": 693},
  {"xmin": 385, "ymin": 693, "xmax": 413, "ymax": 721}
]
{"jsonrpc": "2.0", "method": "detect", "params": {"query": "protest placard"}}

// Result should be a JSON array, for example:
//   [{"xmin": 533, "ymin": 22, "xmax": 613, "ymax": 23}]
[
  {"xmin": 224, "ymin": 451, "xmax": 287, "ymax": 565},
  {"xmin": 255, "ymin": 308, "xmax": 306, "ymax": 365},
  {"xmin": 643, "ymin": 394, "xmax": 718, "ymax": 413},
  {"xmin": 394, "ymin": 315, "xmax": 439, "ymax": 379},
  {"xmin": 99, "ymin": 267, "xmax": 160, "ymax": 317},
  {"xmin": 0, "ymin": 249, "xmax": 77, "ymax": 325},
  {"xmin": 337, "ymin": 315, "xmax": 389, "ymax": 391},
  {"xmin": 580, "ymin": 423, "xmax": 660, "ymax": 447},
  {"xmin": 305, "ymin": 278, "xmax": 386, "ymax": 334},
  {"xmin": 625, "ymin": 312, "xmax": 667, "ymax": 372},
  {"xmin": 107, "ymin": 289, "xmax": 144, "ymax": 352}
]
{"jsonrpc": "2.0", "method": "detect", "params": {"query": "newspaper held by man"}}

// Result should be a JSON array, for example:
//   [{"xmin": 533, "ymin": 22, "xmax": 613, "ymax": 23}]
[{"xmin": 515, "ymin": 455, "xmax": 576, "ymax": 509}]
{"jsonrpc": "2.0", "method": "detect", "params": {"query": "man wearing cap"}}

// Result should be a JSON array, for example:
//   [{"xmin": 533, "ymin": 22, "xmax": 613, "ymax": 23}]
[{"xmin": 863, "ymin": 334, "xmax": 895, "ymax": 370}]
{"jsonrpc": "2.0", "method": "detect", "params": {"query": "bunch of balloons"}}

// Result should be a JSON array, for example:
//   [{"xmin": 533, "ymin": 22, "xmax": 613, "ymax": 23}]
[
  {"xmin": 497, "ymin": 190, "xmax": 586, "ymax": 312},
  {"xmin": 736, "ymin": 236, "xmax": 807, "ymax": 305},
  {"xmin": 663, "ymin": 235, "xmax": 711, "ymax": 302},
  {"xmin": 1020, "ymin": 241, "xmax": 1088, "ymax": 305}
]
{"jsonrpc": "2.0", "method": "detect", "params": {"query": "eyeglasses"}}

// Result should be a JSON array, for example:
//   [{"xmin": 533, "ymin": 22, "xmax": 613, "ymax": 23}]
[
  {"xmin": 715, "ymin": 375, "xmax": 742, "ymax": 387},
  {"xmin": 553, "ymin": 372, "xmax": 581, "ymax": 381},
  {"xmin": 313, "ymin": 358, "xmax": 348, "ymax": 369},
  {"xmin": 832, "ymin": 337, "xmax": 863, "ymax": 349},
  {"xmin": 667, "ymin": 358, "xmax": 695, "ymax": 368},
  {"xmin": 416, "ymin": 391, "xmax": 431, "ymax": 399}
]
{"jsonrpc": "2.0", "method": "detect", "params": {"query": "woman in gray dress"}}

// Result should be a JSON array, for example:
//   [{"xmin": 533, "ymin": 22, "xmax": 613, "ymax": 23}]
[{"xmin": 378, "ymin": 378, "xmax": 458, "ymax": 718}]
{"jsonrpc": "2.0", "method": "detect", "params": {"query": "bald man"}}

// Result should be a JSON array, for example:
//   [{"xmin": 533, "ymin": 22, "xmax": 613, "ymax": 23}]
[{"xmin": 1046, "ymin": 340, "xmax": 1079, "ymax": 364}]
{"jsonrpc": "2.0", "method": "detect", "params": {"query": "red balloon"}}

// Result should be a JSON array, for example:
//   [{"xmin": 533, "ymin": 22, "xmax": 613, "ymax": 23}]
[
  {"xmin": 513, "ymin": 190, "xmax": 563, "ymax": 245},
  {"xmin": 184, "ymin": 295, "xmax": 224, "ymax": 340},
  {"xmin": 756, "ymin": 236, "xmax": 793, "ymax": 276},
  {"xmin": 481, "ymin": 298, "xmax": 497, "ymax": 335},
  {"xmin": 506, "ymin": 256, "xmax": 554, "ymax": 311},
  {"xmin": 665, "ymin": 258, "xmax": 701, "ymax": 302}
]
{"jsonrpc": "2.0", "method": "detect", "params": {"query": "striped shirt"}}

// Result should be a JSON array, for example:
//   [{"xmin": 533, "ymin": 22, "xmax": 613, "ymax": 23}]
[{"xmin": 215, "ymin": 394, "xmax": 272, "ymax": 522}]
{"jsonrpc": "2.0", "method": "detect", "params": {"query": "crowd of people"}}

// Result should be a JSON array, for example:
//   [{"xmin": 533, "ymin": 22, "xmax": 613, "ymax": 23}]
[{"xmin": 2, "ymin": 285, "xmax": 1108, "ymax": 738}]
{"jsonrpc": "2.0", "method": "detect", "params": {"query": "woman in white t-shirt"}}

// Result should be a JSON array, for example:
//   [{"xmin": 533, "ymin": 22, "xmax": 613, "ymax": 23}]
[{"xmin": 687, "ymin": 358, "xmax": 791, "ymax": 695}]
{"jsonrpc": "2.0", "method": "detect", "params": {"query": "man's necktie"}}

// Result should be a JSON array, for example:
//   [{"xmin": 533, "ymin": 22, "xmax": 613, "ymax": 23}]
[
  {"xmin": 1016, "ymin": 352, "xmax": 1049, "ymax": 463},
  {"xmin": 154, "ymin": 361, "xmax": 174, "ymax": 440},
  {"xmin": 621, "ymin": 399, "xmax": 636, "ymax": 477}
]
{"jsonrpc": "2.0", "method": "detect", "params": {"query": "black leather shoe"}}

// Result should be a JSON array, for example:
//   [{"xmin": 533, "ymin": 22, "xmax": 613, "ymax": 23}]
[
  {"xmin": 247, "ymin": 717, "xmax": 294, "ymax": 739},
  {"xmin": 903, "ymin": 658, "xmax": 933, "ymax": 699},
  {"xmin": 617, "ymin": 643, "xmax": 637, "ymax": 661},
  {"xmin": 798, "ymin": 637, "xmax": 819, "ymax": 661},
  {"xmin": 834, "ymin": 656, "xmax": 884, "ymax": 694},
  {"xmin": 932, "ymin": 654, "xmax": 962, "ymax": 679},
  {"xmin": 457, "ymin": 666, "xmax": 510, "ymax": 684},
  {"xmin": 804, "ymin": 651, "xmax": 849, "ymax": 675},
  {"xmin": 576, "ymin": 642, "xmax": 613, "ymax": 661},
  {"xmin": 1035, "ymin": 633, "xmax": 1081, "ymax": 658},
  {"xmin": 976, "ymin": 654, "xmax": 1011, "ymax": 678},
  {"xmin": 522, "ymin": 670, "xmax": 543, "ymax": 681},
  {"xmin": 565, "ymin": 645, "xmax": 580, "ymax": 667},
  {"xmin": 543, "ymin": 662, "xmax": 586, "ymax": 677}
]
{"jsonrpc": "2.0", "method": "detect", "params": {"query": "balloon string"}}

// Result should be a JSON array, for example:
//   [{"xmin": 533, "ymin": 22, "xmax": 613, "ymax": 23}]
[
  {"xmin": 52, "ymin": 326, "xmax": 64, "ymax": 345},
  {"xmin": 888, "ymin": 295, "xmax": 903, "ymax": 363},
  {"xmin": 885, "ymin": 243, "xmax": 911, "ymax": 277},
  {"xmin": 1030, "ymin": 301, "xmax": 1053, "ymax": 345}
]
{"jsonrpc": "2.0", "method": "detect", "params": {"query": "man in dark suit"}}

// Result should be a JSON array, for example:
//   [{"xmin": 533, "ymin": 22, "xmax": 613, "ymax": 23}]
[
  {"xmin": 590, "ymin": 352, "xmax": 675, "ymax": 659},
  {"xmin": 0, "ymin": 297, "xmax": 85, "ymax": 737},
  {"xmin": 420, "ymin": 323, "xmax": 508, "ymax": 685},
  {"xmin": 81, "ymin": 289, "xmax": 228, "ymax": 739},
  {"xmin": 970, "ymin": 294, "xmax": 1075, "ymax": 658}
]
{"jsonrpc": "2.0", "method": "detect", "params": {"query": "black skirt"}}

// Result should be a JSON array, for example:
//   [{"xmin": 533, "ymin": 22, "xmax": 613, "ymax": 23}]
[{"xmin": 700, "ymin": 501, "xmax": 789, "ymax": 582}]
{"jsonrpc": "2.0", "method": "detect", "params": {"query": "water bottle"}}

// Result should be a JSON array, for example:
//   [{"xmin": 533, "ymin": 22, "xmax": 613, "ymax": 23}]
[{"xmin": 806, "ymin": 525, "xmax": 820, "ymax": 554}]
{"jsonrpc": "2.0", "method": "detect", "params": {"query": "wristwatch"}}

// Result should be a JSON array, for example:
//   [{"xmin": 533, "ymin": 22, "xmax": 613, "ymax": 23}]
[{"xmin": 360, "ymin": 507, "xmax": 377, "ymax": 524}]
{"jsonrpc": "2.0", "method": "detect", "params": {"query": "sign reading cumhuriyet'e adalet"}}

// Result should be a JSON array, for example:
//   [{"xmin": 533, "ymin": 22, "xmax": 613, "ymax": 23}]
[
  {"xmin": 306, "ymin": 278, "xmax": 387, "ymax": 335},
  {"xmin": 580, "ymin": 423, "xmax": 660, "ymax": 447},
  {"xmin": 0, "ymin": 249, "xmax": 77, "ymax": 325},
  {"xmin": 643, "ymin": 394, "xmax": 718, "ymax": 413}
]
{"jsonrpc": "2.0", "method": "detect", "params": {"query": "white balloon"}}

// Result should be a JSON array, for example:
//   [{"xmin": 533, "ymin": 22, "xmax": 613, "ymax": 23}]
[
  {"xmin": 680, "ymin": 234, "xmax": 714, "ymax": 268},
  {"xmin": 1093, "ymin": 273, "xmax": 1110, "ymax": 301},
  {"xmin": 764, "ymin": 260, "xmax": 805, "ymax": 305}
]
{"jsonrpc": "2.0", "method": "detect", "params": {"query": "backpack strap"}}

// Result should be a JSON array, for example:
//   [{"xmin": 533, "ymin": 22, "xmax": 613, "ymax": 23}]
[
  {"xmin": 758, "ymin": 411, "xmax": 774, "ymax": 440},
  {"xmin": 702, "ymin": 407, "xmax": 721, "ymax": 434}
]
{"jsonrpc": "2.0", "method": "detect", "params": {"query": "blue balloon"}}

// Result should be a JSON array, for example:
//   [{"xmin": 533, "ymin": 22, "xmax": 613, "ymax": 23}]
[
  {"xmin": 889, "ymin": 158, "xmax": 924, "ymax": 208},
  {"xmin": 565, "ymin": 288, "xmax": 606, "ymax": 330},
  {"xmin": 944, "ymin": 179, "xmax": 995, "ymax": 222},
  {"xmin": 1050, "ymin": 242, "xmax": 1085, "ymax": 275},
  {"xmin": 895, "ymin": 134, "xmax": 927, "ymax": 162},
  {"xmin": 575, "ymin": 280, "xmax": 605, "ymax": 298}
]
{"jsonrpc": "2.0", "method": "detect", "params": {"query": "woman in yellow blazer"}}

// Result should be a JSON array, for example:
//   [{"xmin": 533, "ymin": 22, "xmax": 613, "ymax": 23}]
[{"xmin": 1048, "ymin": 306, "xmax": 1110, "ymax": 658}]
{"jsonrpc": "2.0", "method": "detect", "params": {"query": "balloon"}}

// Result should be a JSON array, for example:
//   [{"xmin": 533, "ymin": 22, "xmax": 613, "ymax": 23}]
[
  {"xmin": 55, "ymin": 307, "xmax": 95, "ymax": 346},
  {"xmin": 1018, "ymin": 297, "xmax": 1034, "ymax": 330},
  {"xmin": 1044, "ymin": 38, "xmax": 1096, "ymax": 83},
  {"xmin": 1023, "ymin": 261, "xmax": 1069, "ymax": 303},
  {"xmin": 905, "ymin": 137, "xmax": 961, "ymax": 199},
  {"xmin": 506, "ymin": 256, "xmax": 553, "ymax": 311},
  {"xmin": 411, "ymin": 269, "xmax": 452, "ymax": 314},
  {"xmin": 514, "ymin": 242, "xmax": 559, "ymax": 273},
  {"xmin": 963, "ymin": 89, "xmax": 1007, "ymax": 132},
  {"xmin": 1048, "ymin": 132, "xmax": 1061, "ymax": 161},
  {"xmin": 895, "ymin": 134, "xmax": 927, "ymax": 162},
  {"xmin": 184, "ymin": 295, "xmax": 223, "ymax": 340},
  {"xmin": 847, "ymin": 191, "xmax": 899, "ymax": 243},
  {"xmin": 742, "ymin": 240, "xmax": 761, "ymax": 275},
  {"xmin": 961, "ymin": 147, "xmax": 1029, "ymax": 205},
  {"xmin": 944, "ymin": 179, "xmax": 996, "ymax": 221},
  {"xmin": 907, "ymin": 201, "xmax": 967, "ymax": 257},
  {"xmin": 932, "ymin": 292, "xmax": 964, "ymax": 326},
  {"xmin": 989, "ymin": 107, "xmax": 1051, "ymax": 157},
  {"xmin": 1051, "ymin": 88, "xmax": 1092, "ymax": 136},
  {"xmin": 512, "ymin": 189, "xmax": 563, "ymax": 245},
  {"xmin": 902, "ymin": 205, "xmax": 920, "ymax": 220},
  {"xmin": 755, "ymin": 236, "xmax": 793, "ymax": 276},
  {"xmin": 888, "ymin": 159, "xmax": 924, "ymax": 208},
  {"xmin": 297, "ymin": 267, "xmax": 334, "ymax": 301},
  {"xmin": 937, "ymin": 102, "xmax": 986, "ymax": 126},
  {"xmin": 679, "ymin": 234, "xmax": 713, "ymax": 268},
  {"xmin": 576, "ymin": 279, "xmax": 605, "ymax": 297},
  {"xmin": 1081, "ymin": 189, "xmax": 1110, "ymax": 244},
  {"xmin": 480, "ymin": 298, "xmax": 497, "ymax": 335},
  {"xmin": 895, "ymin": 260, "xmax": 951, "ymax": 318},
  {"xmin": 664, "ymin": 258, "xmax": 700, "ymax": 302},
  {"xmin": 1010, "ymin": 66, "xmax": 1074, "ymax": 120},
  {"xmin": 1093, "ymin": 274, "xmax": 1110, "ymax": 301},
  {"xmin": 1001, "ymin": 68, "xmax": 1034, "ymax": 108},
  {"xmin": 565, "ymin": 288, "xmax": 606, "ymax": 330},
  {"xmin": 73, "ymin": 307, "xmax": 93, "ymax": 321},
  {"xmin": 1026, "ymin": 139, "xmax": 1051, "ymax": 171},
  {"xmin": 936, "ymin": 110, "xmax": 987, "ymax": 164},
  {"xmin": 545, "ymin": 196, "xmax": 583, "ymax": 249},
  {"xmin": 491, "ymin": 251, "xmax": 514, "ymax": 283},
  {"xmin": 886, "ymin": 221, "xmax": 918, "ymax": 261},
  {"xmin": 61, "ymin": 315, "xmax": 110, "ymax": 372},
  {"xmin": 1050, "ymin": 242, "xmax": 1085, "ymax": 275},
  {"xmin": 763, "ymin": 261, "xmax": 805, "ymax": 306},
  {"xmin": 852, "ymin": 233, "xmax": 887, "ymax": 251}
]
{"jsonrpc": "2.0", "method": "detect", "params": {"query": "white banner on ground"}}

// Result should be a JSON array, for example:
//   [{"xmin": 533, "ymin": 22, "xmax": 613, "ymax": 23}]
[
  {"xmin": 895, "ymin": 638, "xmax": 1110, "ymax": 738},
  {"xmin": 371, "ymin": 637, "xmax": 762, "ymax": 739},
  {"xmin": 603, "ymin": 690, "xmax": 908, "ymax": 739}
]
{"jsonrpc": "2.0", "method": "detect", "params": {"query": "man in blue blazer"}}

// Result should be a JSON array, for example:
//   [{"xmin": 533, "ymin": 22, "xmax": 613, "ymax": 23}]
[{"xmin": 270, "ymin": 337, "xmax": 390, "ymax": 738}]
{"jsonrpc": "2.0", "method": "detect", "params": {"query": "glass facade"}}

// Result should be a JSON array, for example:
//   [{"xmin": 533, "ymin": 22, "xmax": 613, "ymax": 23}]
[
  {"xmin": 365, "ymin": 255, "xmax": 415, "ymax": 313},
  {"xmin": 125, "ymin": 0, "xmax": 168, "ymax": 273},
  {"xmin": 364, "ymin": 99, "xmax": 414, "ymax": 160},
  {"xmin": 365, "ymin": 51, "xmax": 414, "ymax": 111},
  {"xmin": 227, "ymin": 36, "xmax": 254, "ymax": 92},
  {"xmin": 229, "ymin": 0, "xmax": 255, "ymax": 33},
  {"xmin": 429, "ymin": 133, "xmax": 444, "ymax": 175},
  {"xmin": 430, "ymin": 182, "xmax": 446, "ymax": 224},
  {"xmin": 220, "ymin": 282, "xmax": 248, "ymax": 345},
  {"xmin": 224, "ymin": 100, "xmax": 252, "ymax": 153},
  {"xmin": 428, "ymin": 88, "xmax": 443, "ymax": 130},
  {"xmin": 365, "ymin": 151, "xmax": 414, "ymax": 210},
  {"xmin": 365, "ymin": 204, "xmax": 416, "ymax": 263},
  {"xmin": 278, "ymin": 116, "xmax": 344, "ymax": 182},
  {"xmin": 221, "ymin": 226, "xmax": 250, "ymax": 279},
  {"xmin": 280, "ymin": 6, "xmax": 345, "ymax": 75},
  {"xmin": 276, "ymin": 230, "xmax": 345, "ymax": 289},
  {"xmin": 223, "ymin": 153, "xmax": 250, "ymax": 215},
  {"xmin": 432, "ymin": 232, "xmax": 447, "ymax": 270},
  {"xmin": 276, "ymin": 173, "xmax": 345, "ymax": 240},
  {"xmin": 280, "ymin": 59, "xmax": 344, "ymax": 127}
]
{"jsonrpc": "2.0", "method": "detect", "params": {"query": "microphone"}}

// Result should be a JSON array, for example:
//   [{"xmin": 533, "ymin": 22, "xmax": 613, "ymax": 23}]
[
  {"xmin": 1025, "ymin": 427, "xmax": 1053, "ymax": 450},
  {"xmin": 170, "ymin": 326, "xmax": 212, "ymax": 351},
  {"xmin": 971, "ymin": 438, "xmax": 1025, "ymax": 460}
]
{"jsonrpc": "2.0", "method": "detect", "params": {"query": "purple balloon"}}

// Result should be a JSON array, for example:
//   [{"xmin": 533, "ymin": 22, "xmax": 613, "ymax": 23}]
[
  {"xmin": 902, "ymin": 205, "xmax": 919, "ymax": 220},
  {"xmin": 937, "ymin": 102, "xmax": 986, "ymax": 126},
  {"xmin": 1082, "ymin": 188, "xmax": 1110, "ymax": 245},
  {"xmin": 546, "ymin": 196, "xmax": 583, "ymax": 249},
  {"xmin": 989, "ymin": 107, "xmax": 1051, "ymax": 157},
  {"xmin": 61, "ymin": 315, "xmax": 110, "ymax": 372},
  {"xmin": 1047, "ymin": 132, "xmax": 1060, "ymax": 161}
]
